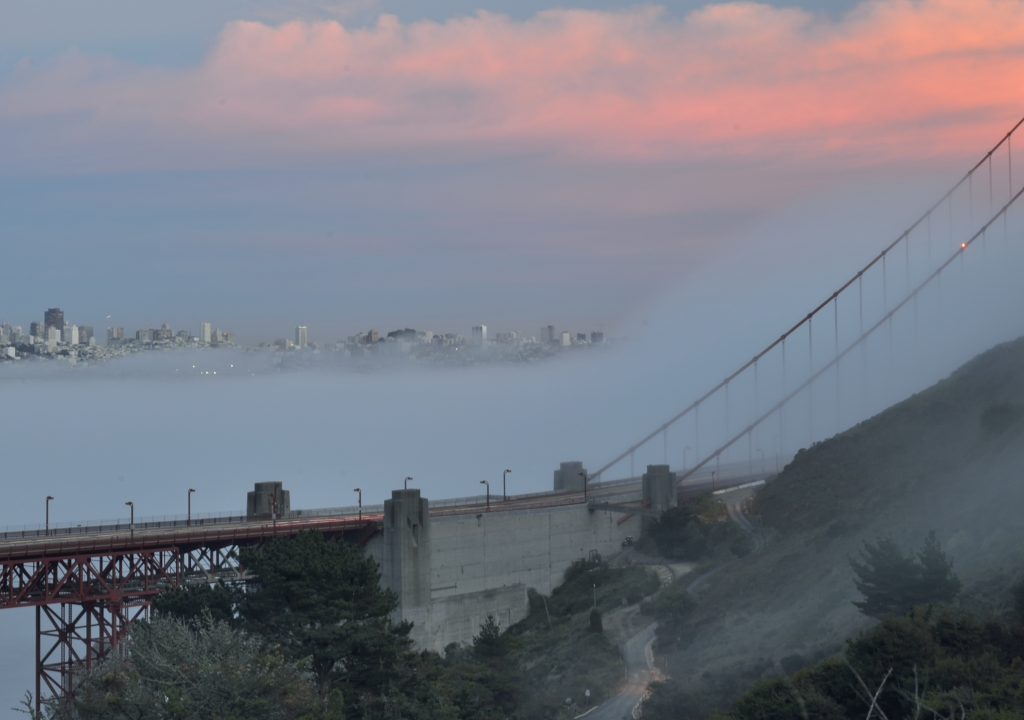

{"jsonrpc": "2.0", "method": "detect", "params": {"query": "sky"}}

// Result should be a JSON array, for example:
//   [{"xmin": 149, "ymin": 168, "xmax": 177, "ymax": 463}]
[{"xmin": 2, "ymin": 0, "xmax": 1023, "ymax": 341}]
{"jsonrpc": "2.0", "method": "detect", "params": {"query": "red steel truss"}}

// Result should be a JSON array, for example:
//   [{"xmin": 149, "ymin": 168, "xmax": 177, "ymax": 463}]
[{"xmin": 0, "ymin": 515, "xmax": 381, "ymax": 716}]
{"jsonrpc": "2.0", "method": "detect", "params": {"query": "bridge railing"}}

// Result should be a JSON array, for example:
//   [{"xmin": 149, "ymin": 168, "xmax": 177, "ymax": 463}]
[
  {"xmin": 0, "ymin": 460, "xmax": 774, "ymax": 542},
  {"xmin": 0, "ymin": 504, "xmax": 386, "ymax": 543}
]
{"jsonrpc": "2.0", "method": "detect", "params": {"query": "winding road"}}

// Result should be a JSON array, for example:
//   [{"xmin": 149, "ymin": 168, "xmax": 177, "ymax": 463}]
[{"xmin": 586, "ymin": 485, "xmax": 765, "ymax": 719}]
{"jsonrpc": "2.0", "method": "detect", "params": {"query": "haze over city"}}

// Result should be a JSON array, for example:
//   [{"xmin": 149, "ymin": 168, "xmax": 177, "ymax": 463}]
[{"xmin": 4, "ymin": 1, "xmax": 1024, "ymax": 718}]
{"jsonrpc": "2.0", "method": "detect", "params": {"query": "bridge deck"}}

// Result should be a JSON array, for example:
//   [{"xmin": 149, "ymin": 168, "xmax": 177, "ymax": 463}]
[{"xmin": 0, "ymin": 468, "xmax": 764, "ymax": 564}]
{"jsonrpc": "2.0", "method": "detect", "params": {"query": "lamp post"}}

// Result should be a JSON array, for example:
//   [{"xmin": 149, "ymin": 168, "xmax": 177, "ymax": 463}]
[
  {"xmin": 578, "ymin": 470, "xmax": 588, "ymax": 501},
  {"xmin": 354, "ymin": 487, "xmax": 362, "ymax": 521},
  {"xmin": 125, "ymin": 501, "xmax": 134, "ymax": 538},
  {"xmin": 45, "ymin": 496, "xmax": 54, "ymax": 536},
  {"xmin": 404, "ymin": 476, "xmax": 413, "ymax": 491},
  {"xmin": 711, "ymin": 470, "xmax": 717, "ymax": 492},
  {"xmin": 502, "ymin": 468, "xmax": 511, "ymax": 501},
  {"xmin": 187, "ymin": 488, "xmax": 196, "ymax": 526},
  {"xmin": 480, "ymin": 480, "xmax": 490, "ymax": 511}
]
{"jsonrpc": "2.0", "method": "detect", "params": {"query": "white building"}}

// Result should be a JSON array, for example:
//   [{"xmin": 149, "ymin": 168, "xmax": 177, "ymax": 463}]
[
  {"xmin": 46, "ymin": 327, "xmax": 60, "ymax": 352},
  {"xmin": 295, "ymin": 325, "xmax": 309, "ymax": 348},
  {"xmin": 63, "ymin": 324, "xmax": 79, "ymax": 346},
  {"xmin": 560, "ymin": 331, "xmax": 572, "ymax": 347},
  {"xmin": 200, "ymin": 322, "xmax": 212, "ymax": 344},
  {"xmin": 471, "ymin": 325, "xmax": 488, "ymax": 346}
]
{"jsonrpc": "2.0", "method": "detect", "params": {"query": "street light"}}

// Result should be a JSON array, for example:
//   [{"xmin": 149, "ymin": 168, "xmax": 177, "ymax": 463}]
[
  {"xmin": 404, "ymin": 476, "xmax": 413, "ymax": 491},
  {"xmin": 502, "ymin": 468, "xmax": 511, "ymax": 501},
  {"xmin": 187, "ymin": 488, "xmax": 196, "ymax": 526},
  {"xmin": 354, "ymin": 487, "xmax": 362, "ymax": 521},
  {"xmin": 480, "ymin": 480, "xmax": 490, "ymax": 511},
  {"xmin": 578, "ymin": 470, "xmax": 588, "ymax": 501},
  {"xmin": 45, "ymin": 496, "xmax": 54, "ymax": 536},
  {"xmin": 711, "ymin": 470, "xmax": 717, "ymax": 492},
  {"xmin": 125, "ymin": 501, "xmax": 134, "ymax": 537}
]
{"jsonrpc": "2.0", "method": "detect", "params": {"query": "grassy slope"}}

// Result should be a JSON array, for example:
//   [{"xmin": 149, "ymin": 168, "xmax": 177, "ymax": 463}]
[{"xmin": 657, "ymin": 336, "xmax": 1024, "ymax": 702}]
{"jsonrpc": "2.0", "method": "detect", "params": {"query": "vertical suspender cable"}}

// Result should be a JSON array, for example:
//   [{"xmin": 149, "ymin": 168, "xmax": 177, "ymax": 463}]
[
  {"xmin": 808, "ymin": 317, "xmax": 814, "ymax": 444},
  {"xmin": 834, "ymin": 296, "xmax": 840, "ymax": 433}
]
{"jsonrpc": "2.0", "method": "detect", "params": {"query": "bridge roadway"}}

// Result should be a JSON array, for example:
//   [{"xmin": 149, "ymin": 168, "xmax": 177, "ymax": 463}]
[{"xmin": 0, "ymin": 462, "xmax": 765, "ymax": 569}]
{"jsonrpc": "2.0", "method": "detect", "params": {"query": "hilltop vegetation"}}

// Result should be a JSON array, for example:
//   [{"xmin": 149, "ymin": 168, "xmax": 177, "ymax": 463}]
[{"xmin": 638, "ymin": 337, "xmax": 1024, "ymax": 718}]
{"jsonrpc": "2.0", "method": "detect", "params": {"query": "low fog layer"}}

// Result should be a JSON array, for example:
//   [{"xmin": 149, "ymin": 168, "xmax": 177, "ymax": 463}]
[{"xmin": 2, "ymin": 180, "xmax": 1023, "ymax": 712}]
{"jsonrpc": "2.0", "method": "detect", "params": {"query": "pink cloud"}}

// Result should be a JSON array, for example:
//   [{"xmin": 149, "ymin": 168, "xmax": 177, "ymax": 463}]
[{"xmin": 4, "ymin": 1, "xmax": 1024, "ymax": 169}]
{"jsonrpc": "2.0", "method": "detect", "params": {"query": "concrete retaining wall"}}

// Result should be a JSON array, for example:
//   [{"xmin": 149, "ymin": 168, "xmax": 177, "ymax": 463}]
[{"xmin": 379, "ymin": 491, "xmax": 641, "ymax": 652}]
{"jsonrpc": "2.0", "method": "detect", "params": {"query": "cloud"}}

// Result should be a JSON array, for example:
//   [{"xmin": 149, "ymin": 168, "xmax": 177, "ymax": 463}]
[{"xmin": 2, "ymin": 0, "xmax": 1023, "ymax": 172}]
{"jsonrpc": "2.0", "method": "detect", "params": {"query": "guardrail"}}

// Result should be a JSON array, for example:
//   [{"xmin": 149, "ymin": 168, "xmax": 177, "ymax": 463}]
[
  {"xmin": 0, "ymin": 514, "xmax": 385, "ymax": 562},
  {"xmin": 0, "ymin": 466, "xmax": 767, "ymax": 548}
]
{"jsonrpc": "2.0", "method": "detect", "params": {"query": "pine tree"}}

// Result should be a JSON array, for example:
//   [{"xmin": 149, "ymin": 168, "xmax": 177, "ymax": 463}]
[
  {"xmin": 238, "ymin": 532, "xmax": 412, "ymax": 701},
  {"xmin": 473, "ymin": 615, "xmax": 508, "ymax": 658},
  {"xmin": 917, "ymin": 530, "xmax": 961, "ymax": 603},
  {"xmin": 850, "ymin": 533, "xmax": 960, "ymax": 619}
]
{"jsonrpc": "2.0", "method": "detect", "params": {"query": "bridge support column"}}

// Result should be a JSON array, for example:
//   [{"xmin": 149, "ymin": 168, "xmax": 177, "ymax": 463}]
[
  {"xmin": 642, "ymin": 464, "xmax": 678, "ymax": 519},
  {"xmin": 553, "ymin": 461, "xmax": 587, "ymax": 492},
  {"xmin": 382, "ymin": 489, "xmax": 432, "ymax": 628},
  {"xmin": 247, "ymin": 482, "xmax": 290, "ymax": 519}
]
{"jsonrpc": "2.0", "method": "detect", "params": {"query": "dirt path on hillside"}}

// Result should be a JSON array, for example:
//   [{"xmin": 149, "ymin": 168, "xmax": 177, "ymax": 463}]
[
  {"xmin": 586, "ymin": 492, "xmax": 763, "ymax": 719},
  {"xmin": 584, "ymin": 559, "xmax": 691, "ymax": 720}
]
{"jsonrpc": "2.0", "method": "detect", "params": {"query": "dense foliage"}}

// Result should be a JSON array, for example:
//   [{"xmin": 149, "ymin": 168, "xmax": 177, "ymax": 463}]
[
  {"xmin": 50, "ymin": 615, "xmax": 332, "ymax": 720},
  {"xmin": 850, "ymin": 532, "xmax": 961, "ymax": 619},
  {"xmin": 643, "ymin": 500, "xmax": 752, "ymax": 561},
  {"xmin": 732, "ymin": 608, "xmax": 1024, "ymax": 720},
  {"xmin": 49, "ymin": 533, "xmax": 658, "ymax": 720}
]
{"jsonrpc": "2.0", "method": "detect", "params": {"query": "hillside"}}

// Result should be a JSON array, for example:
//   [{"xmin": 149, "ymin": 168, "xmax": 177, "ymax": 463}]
[{"xmin": 653, "ymin": 336, "xmax": 1024, "ymax": 712}]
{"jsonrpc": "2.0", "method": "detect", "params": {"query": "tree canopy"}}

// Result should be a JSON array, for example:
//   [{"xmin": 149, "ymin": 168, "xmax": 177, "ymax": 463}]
[
  {"xmin": 52, "ymin": 615, "xmax": 333, "ymax": 720},
  {"xmin": 61, "ymin": 532, "xmax": 525, "ymax": 720},
  {"xmin": 236, "ymin": 532, "xmax": 412, "ymax": 706},
  {"xmin": 850, "ymin": 531, "xmax": 960, "ymax": 619}
]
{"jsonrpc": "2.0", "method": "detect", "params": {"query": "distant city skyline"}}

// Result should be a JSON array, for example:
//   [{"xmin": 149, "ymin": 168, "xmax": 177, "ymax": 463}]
[
  {"xmin": 2, "ymin": 305, "xmax": 611, "ymax": 348},
  {"xmin": 1, "ymin": 305, "xmax": 612, "ymax": 368}
]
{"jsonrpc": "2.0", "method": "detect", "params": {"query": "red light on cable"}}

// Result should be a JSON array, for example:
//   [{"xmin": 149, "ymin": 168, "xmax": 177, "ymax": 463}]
[{"xmin": 961, "ymin": 242, "xmax": 967, "ymax": 249}]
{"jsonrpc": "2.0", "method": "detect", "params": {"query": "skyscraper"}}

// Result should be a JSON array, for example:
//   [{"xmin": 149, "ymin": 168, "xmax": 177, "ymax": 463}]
[
  {"xmin": 295, "ymin": 325, "xmax": 308, "ymax": 348},
  {"xmin": 44, "ymin": 308, "xmax": 64, "ymax": 334},
  {"xmin": 200, "ymin": 322, "xmax": 212, "ymax": 344},
  {"xmin": 107, "ymin": 327, "xmax": 125, "ymax": 345},
  {"xmin": 471, "ymin": 325, "xmax": 488, "ymax": 346}
]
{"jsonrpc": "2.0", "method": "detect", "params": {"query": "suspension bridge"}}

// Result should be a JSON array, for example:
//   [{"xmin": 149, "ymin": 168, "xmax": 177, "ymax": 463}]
[{"xmin": 3, "ymin": 115, "xmax": 1023, "ymax": 714}]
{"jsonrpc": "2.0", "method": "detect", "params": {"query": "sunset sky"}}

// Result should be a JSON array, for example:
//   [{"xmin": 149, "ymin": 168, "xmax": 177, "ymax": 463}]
[{"xmin": 2, "ymin": 0, "xmax": 1022, "ymax": 340}]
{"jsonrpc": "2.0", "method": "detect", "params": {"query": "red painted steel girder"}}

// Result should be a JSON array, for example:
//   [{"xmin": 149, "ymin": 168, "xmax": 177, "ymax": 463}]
[{"xmin": 0, "ymin": 514, "xmax": 383, "ymax": 564}]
